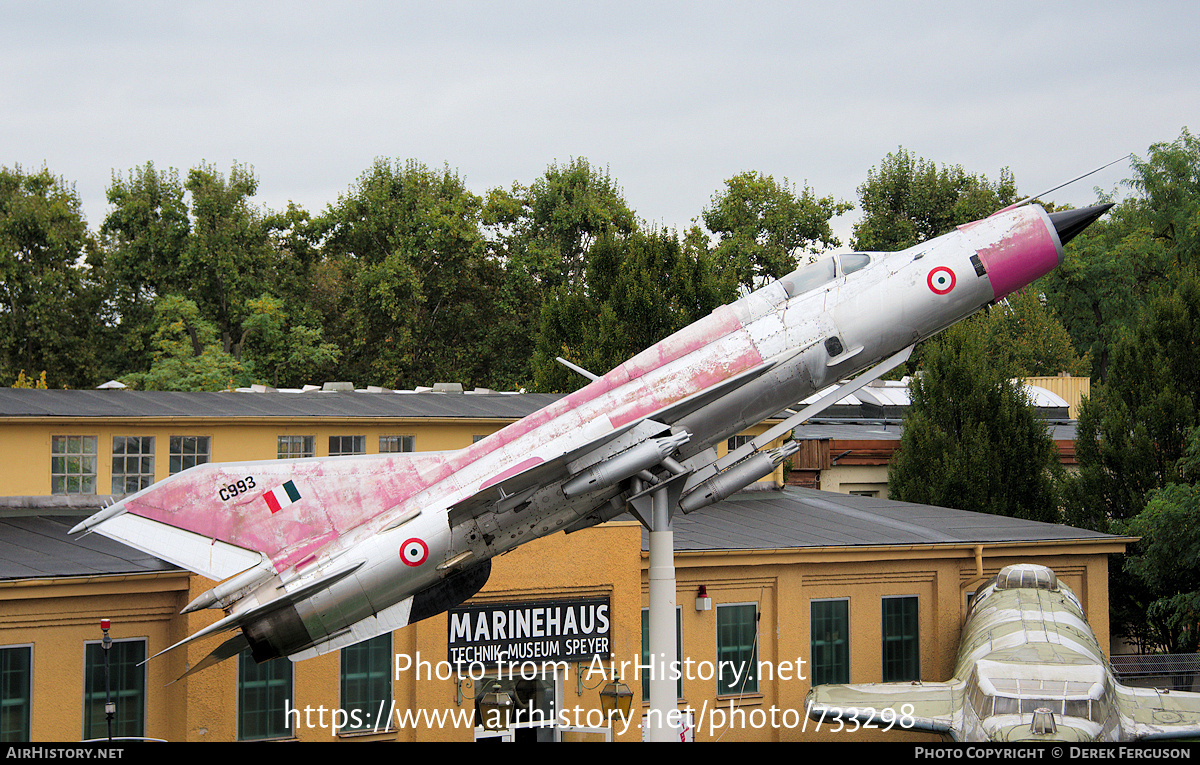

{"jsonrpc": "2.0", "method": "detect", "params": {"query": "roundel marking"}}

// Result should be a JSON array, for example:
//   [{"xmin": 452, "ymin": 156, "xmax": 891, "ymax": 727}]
[
  {"xmin": 400, "ymin": 537, "xmax": 429, "ymax": 567},
  {"xmin": 927, "ymin": 266, "xmax": 956, "ymax": 295}
]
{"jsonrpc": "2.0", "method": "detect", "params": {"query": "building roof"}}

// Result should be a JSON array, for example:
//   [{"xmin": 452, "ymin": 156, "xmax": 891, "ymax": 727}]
[
  {"xmin": 791, "ymin": 378, "xmax": 1072, "ymax": 421},
  {"xmin": 2, "ymin": 486, "xmax": 1123, "ymax": 580},
  {"xmin": 652, "ymin": 486, "xmax": 1123, "ymax": 552},
  {"xmin": 0, "ymin": 388, "xmax": 562, "ymax": 421},
  {"xmin": 791, "ymin": 420, "xmax": 1078, "ymax": 443},
  {"xmin": 0, "ymin": 515, "xmax": 179, "ymax": 580}
]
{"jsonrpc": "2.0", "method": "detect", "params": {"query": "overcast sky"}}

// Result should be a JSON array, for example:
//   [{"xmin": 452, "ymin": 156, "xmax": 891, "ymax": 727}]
[{"xmin": 5, "ymin": 1, "xmax": 1197, "ymax": 249}]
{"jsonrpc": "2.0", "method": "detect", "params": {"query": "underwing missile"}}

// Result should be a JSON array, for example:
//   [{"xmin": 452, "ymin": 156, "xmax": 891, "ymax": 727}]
[
  {"xmin": 679, "ymin": 442, "xmax": 800, "ymax": 514},
  {"xmin": 562, "ymin": 432, "xmax": 691, "ymax": 498}
]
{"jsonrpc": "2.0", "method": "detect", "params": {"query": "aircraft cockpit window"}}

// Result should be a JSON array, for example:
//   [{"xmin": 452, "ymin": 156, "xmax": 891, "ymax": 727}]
[
  {"xmin": 779, "ymin": 258, "xmax": 836, "ymax": 299},
  {"xmin": 839, "ymin": 253, "xmax": 871, "ymax": 275}
]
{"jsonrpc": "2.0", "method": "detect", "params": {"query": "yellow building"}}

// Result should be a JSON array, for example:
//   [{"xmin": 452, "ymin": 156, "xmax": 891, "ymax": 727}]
[{"xmin": 0, "ymin": 387, "xmax": 1128, "ymax": 742}]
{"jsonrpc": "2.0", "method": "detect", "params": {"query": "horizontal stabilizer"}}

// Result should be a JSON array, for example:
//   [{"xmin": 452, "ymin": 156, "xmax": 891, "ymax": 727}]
[
  {"xmin": 1118, "ymin": 685, "xmax": 1200, "ymax": 740},
  {"xmin": 86, "ymin": 511, "xmax": 263, "ymax": 582},
  {"xmin": 806, "ymin": 681, "xmax": 961, "ymax": 735}
]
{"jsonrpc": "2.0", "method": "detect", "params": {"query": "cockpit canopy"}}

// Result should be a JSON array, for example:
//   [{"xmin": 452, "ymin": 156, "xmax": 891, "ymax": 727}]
[
  {"xmin": 969, "ymin": 660, "xmax": 1110, "ymax": 724},
  {"xmin": 778, "ymin": 253, "xmax": 873, "ymax": 299}
]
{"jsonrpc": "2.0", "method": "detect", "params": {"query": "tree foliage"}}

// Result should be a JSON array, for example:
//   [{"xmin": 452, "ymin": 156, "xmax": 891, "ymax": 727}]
[
  {"xmin": 1063, "ymin": 272, "xmax": 1200, "ymax": 532},
  {"xmin": 974, "ymin": 290, "xmax": 1090, "ymax": 378},
  {"xmin": 0, "ymin": 165, "xmax": 98, "ymax": 388},
  {"xmin": 702, "ymin": 170, "xmax": 851, "ymax": 292},
  {"xmin": 318, "ymin": 159, "xmax": 505, "ymax": 389},
  {"xmin": 888, "ymin": 318, "xmax": 1062, "ymax": 523},
  {"xmin": 852, "ymin": 148, "xmax": 1017, "ymax": 251},
  {"xmin": 120, "ymin": 295, "xmax": 246, "ymax": 391},
  {"xmin": 485, "ymin": 158, "xmax": 637, "ymax": 293},
  {"xmin": 530, "ymin": 226, "xmax": 736, "ymax": 392},
  {"xmin": 11, "ymin": 139, "xmax": 1187, "ymax": 400},
  {"xmin": 1041, "ymin": 128, "xmax": 1200, "ymax": 382},
  {"xmin": 92, "ymin": 162, "xmax": 191, "ymax": 377},
  {"xmin": 1119, "ymin": 428, "xmax": 1200, "ymax": 653}
]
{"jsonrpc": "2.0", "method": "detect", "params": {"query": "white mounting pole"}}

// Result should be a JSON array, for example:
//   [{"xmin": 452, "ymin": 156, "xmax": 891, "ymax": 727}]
[{"xmin": 646, "ymin": 485, "xmax": 678, "ymax": 741}]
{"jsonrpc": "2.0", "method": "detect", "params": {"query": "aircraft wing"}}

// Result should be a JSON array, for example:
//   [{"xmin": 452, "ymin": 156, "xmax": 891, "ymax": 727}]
[
  {"xmin": 1117, "ymin": 685, "xmax": 1200, "ymax": 740},
  {"xmin": 447, "ymin": 356, "xmax": 786, "ymax": 527},
  {"xmin": 806, "ymin": 681, "xmax": 963, "ymax": 736}
]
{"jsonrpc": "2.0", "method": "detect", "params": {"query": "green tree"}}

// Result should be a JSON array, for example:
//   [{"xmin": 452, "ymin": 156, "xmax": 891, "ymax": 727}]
[
  {"xmin": 238, "ymin": 295, "xmax": 341, "ymax": 389},
  {"xmin": 181, "ymin": 162, "xmax": 277, "ymax": 357},
  {"xmin": 1036, "ymin": 205, "xmax": 1162, "ymax": 382},
  {"xmin": 121, "ymin": 295, "xmax": 246, "ymax": 391},
  {"xmin": 530, "ymin": 226, "xmax": 736, "ymax": 392},
  {"xmin": 976, "ymin": 290, "xmax": 1090, "ymax": 377},
  {"xmin": 319, "ymin": 159, "xmax": 508, "ymax": 389},
  {"xmin": 852, "ymin": 148, "xmax": 1018, "ymax": 251},
  {"xmin": 92, "ymin": 162, "xmax": 191, "ymax": 377},
  {"xmin": 486, "ymin": 158, "xmax": 637, "ymax": 292},
  {"xmin": 702, "ymin": 171, "xmax": 851, "ymax": 292},
  {"xmin": 0, "ymin": 165, "xmax": 99, "ymax": 388},
  {"xmin": 1126, "ymin": 127, "xmax": 1200, "ymax": 270},
  {"xmin": 1040, "ymin": 129, "xmax": 1199, "ymax": 382},
  {"xmin": 485, "ymin": 158, "xmax": 639, "ymax": 385},
  {"xmin": 1063, "ymin": 272, "xmax": 1200, "ymax": 532},
  {"xmin": 888, "ymin": 317, "xmax": 1062, "ymax": 522},
  {"xmin": 1121, "ymin": 428, "xmax": 1200, "ymax": 653}
]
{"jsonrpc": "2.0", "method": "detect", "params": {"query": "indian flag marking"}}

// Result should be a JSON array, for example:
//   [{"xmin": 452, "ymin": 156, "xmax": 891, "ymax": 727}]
[{"xmin": 263, "ymin": 480, "xmax": 301, "ymax": 513}]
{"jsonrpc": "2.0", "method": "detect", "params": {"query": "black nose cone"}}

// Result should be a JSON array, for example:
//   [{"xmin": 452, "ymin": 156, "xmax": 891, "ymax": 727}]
[{"xmin": 1048, "ymin": 203, "xmax": 1116, "ymax": 247}]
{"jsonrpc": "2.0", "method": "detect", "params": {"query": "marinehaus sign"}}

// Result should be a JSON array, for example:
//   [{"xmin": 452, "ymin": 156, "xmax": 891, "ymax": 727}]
[{"xmin": 447, "ymin": 597, "xmax": 611, "ymax": 667}]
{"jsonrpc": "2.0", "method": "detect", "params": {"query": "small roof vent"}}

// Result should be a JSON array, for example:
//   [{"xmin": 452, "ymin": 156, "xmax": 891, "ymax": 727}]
[{"xmin": 995, "ymin": 564, "xmax": 1057, "ymax": 591}]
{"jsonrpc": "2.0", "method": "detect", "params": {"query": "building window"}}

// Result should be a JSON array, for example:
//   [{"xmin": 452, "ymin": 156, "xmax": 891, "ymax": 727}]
[
  {"xmin": 1, "ymin": 646, "xmax": 31, "ymax": 742},
  {"xmin": 717, "ymin": 603, "xmax": 758, "ymax": 694},
  {"xmin": 51, "ymin": 435, "xmax": 97, "ymax": 494},
  {"xmin": 340, "ymin": 634, "xmax": 392, "ymax": 732},
  {"xmin": 726, "ymin": 435, "xmax": 753, "ymax": 453},
  {"xmin": 111, "ymin": 436, "xmax": 154, "ymax": 495},
  {"xmin": 329, "ymin": 436, "xmax": 365, "ymax": 456},
  {"xmin": 238, "ymin": 652, "xmax": 292, "ymax": 740},
  {"xmin": 641, "ymin": 608, "xmax": 683, "ymax": 701},
  {"xmin": 882, "ymin": 596, "xmax": 920, "ymax": 682},
  {"xmin": 277, "ymin": 435, "xmax": 315, "ymax": 459},
  {"xmin": 379, "ymin": 435, "xmax": 415, "ymax": 453},
  {"xmin": 810, "ymin": 599, "xmax": 849, "ymax": 685},
  {"xmin": 83, "ymin": 639, "xmax": 145, "ymax": 741},
  {"xmin": 169, "ymin": 436, "xmax": 210, "ymax": 474}
]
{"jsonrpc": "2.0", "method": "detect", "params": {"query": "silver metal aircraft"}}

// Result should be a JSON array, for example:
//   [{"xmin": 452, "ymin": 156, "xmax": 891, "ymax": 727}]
[
  {"xmin": 807, "ymin": 564, "xmax": 1200, "ymax": 741},
  {"xmin": 71, "ymin": 200, "xmax": 1112, "ymax": 673}
]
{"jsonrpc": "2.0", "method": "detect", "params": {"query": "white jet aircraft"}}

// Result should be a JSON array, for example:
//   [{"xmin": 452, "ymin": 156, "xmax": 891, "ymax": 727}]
[{"xmin": 71, "ymin": 200, "xmax": 1113, "ymax": 675}]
